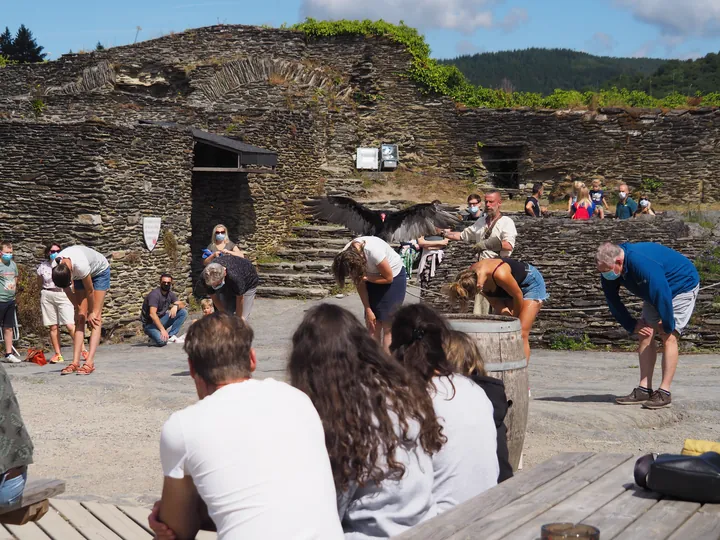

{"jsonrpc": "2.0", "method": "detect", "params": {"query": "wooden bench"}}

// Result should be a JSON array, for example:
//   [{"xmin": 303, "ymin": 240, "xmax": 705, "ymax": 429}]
[
  {"xmin": 396, "ymin": 452, "xmax": 720, "ymax": 539},
  {"xmin": 0, "ymin": 478, "xmax": 65, "ymax": 526}
]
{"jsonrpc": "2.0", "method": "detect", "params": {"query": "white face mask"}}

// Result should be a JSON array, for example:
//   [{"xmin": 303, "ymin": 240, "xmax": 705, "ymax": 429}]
[{"xmin": 619, "ymin": 192, "xmax": 627, "ymax": 199}]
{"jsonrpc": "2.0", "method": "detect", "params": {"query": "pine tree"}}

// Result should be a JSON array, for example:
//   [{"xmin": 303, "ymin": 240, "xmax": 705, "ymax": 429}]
[
  {"xmin": 11, "ymin": 24, "xmax": 46, "ymax": 63},
  {"xmin": 0, "ymin": 27, "xmax": 13, "ymax": 58},
  {"xmin": 95, "ymin": 42, "xmax": 105, "ymax": 51}
]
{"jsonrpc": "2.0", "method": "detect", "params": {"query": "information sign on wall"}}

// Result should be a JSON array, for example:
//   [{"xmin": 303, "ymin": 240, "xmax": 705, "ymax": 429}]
[{"xmin": 143, "ymin": 217, "xmax": 162, "ymax": 252}]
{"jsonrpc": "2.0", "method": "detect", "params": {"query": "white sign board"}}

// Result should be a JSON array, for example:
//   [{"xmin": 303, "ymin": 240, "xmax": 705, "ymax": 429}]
[
  {"xmin": 143, "ymin": 217, "xmax": 162, "ymax": 252},
  {"xmin": 356, "ymin": 147, "xmax": 379, "ymax": 170}
]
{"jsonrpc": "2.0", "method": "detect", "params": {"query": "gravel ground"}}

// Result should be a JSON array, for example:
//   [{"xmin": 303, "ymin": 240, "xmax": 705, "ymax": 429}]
[{"xmin": 6, "ymin": 295, "xmax": 720, "ymax": 506}]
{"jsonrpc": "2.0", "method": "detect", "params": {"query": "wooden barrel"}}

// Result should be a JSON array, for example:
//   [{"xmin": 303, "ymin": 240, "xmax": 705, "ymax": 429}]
[{"xmin": 446, "ymin": 314, "xmax": 528, "ymax": 471}]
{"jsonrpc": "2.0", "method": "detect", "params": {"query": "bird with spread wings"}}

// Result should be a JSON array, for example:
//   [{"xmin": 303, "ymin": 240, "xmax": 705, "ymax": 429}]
[{"xmin": 305, "ymin": 196, "xmax": 461, "ymax": 243}]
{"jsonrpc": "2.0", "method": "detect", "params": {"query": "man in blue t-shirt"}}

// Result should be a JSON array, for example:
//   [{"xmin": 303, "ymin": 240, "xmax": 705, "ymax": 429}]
[
  {"xmin": 615, "ymin": 183, "xmax": 638, "ymax": 220},
  {"xmin": 596, "ymin": 242, "xmax": 699, "ymax": 410}
]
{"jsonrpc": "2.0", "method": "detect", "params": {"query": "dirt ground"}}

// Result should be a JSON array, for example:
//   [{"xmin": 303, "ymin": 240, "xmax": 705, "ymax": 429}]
[{"xmin": 6, "ymin": 295, "xmax": 720, "ymax": 507}]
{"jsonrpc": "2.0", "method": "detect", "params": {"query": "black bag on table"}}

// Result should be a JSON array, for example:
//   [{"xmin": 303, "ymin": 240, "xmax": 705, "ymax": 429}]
[{"xmin": 634, "ymin": 451, "xmax": 720, "ymax": 503}]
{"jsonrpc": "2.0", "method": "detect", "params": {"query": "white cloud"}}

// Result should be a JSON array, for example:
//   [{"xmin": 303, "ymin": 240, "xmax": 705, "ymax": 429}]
[
  {"xmin": 587, "ymin": 32, "xmax": 616, "ymax": 53},
  {"xmin": 614, "ymin": 0, "xmax": 720, "ymax": 37},
  {"xmin": 631, "ymin": 34, "xmax": 686, "ymax": 57},
  {"xmin": 497, "ymin": 7, "xmax": 528, "ymax": 32},
  {"xmin": 301, "ymin": 0, "xmax": 512, "ymax": 33}
]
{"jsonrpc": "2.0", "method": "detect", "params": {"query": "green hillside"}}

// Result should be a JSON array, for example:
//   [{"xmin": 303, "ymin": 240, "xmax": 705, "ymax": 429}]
[
  {"xmin": 439, "ymin": 48, "xmax": 667, "ymax": 94},
  {"xmin": 607, "ymin": 51, "xmax": 720, "ymax": 98}
]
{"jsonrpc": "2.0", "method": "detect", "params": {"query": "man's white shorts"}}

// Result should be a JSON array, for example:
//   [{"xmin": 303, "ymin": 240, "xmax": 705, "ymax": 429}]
[
  {"xmin": 41, "ymin": 289, "xmax": 75, "ymax": 326},
  {"xmin": 642, "ymin": 284, "xmax": 699, "ymax": 335}
]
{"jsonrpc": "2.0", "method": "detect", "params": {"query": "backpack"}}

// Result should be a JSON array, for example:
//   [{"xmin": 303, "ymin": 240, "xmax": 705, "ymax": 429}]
[
  {"xmin": 26, "ymin": 348, "xmax": 46, "ymax": 366},
  {"xmin": 572, "ymin": 203, "xmax": 591, "ymax": 220}
]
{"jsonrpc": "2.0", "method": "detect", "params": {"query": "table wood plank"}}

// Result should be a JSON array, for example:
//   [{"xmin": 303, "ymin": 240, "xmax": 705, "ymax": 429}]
[
  {"xmin": 4, "ymin": 521, "xmax": 52, "ymax": 540},
  {"xmin": 115, "ymin": 506, "xmax": 153, "ymax": 535},
  {"xmin": 0, "ymin": 480, "xmax": 66, "ymax": 516},
  {"xmin": 82, "ymin": 502, "xmax": 153, "ymax": 540},
  {"xmin": 396, "ymin": 452, "xmax": 595, "ymax": 540},
  {"xmin": 447, "ymin": 453, "xmax": 633, "ymax": 540},
  {"xmin": 614, "ymin": 499, "xmax": 701, "ymax": 540},
  {"xmin": 35, "ymin": 508, "xmax": 87, "ymax": 540},
  {"xmin": 0, "ymin": 525, "xmax": 16, "ymax": 540},
  {"xmin": 579, "ymin": 487, "xmax": 660, "ymax": 539},
  {"xmin": 50, "ymin": 500, "xmax": 122, "ymax": 540},
  {"xmin": 502, "ymin": 456, "xmax": 636, "ymax": 539},
  {"xmin": 667, "ymin": 505, "xmax": 720, "ymax": 540}
]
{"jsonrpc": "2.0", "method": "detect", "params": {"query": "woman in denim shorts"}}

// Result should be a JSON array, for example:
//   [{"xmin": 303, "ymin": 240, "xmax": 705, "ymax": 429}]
[{"xmin": 445, "ymin": 258, "xmax": 547, "ymax": 363}]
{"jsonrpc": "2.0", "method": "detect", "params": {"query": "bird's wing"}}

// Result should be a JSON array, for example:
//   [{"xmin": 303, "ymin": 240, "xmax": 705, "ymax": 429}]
[
  {"xmin": 383, "ymin": 203, "xmax": 462, "ymax": 243},
  {"xmin": 304, "ymin": 196, "xmax": 381, "ymax": 236}
]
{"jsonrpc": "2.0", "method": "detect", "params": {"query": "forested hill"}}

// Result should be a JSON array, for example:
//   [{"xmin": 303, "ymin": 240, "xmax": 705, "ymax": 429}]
[
  {"xmin": 607, "ymin": 52, "xmax": 720, "ymax": 98},
  {"xmin": 440, "ymin": 48, "xmax": 667, "ymax": 94}
]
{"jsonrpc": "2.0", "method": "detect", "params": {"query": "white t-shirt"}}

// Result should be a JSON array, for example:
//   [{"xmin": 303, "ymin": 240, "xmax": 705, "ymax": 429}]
[
  {"xmin": 54, "ymin": 246, "xmax": 109, "ymax": 280},
  {"xmin": 344, "ymin": 236, "xmax": 404, "ymax": 278},
  {"xmin": 430, "ymin": 375, "xmax": 499, "ymax": 513},
  {"xmin": 460, "ymin": 215, "xmax": 517, "ymax": 259},
  {"xmin": 160, "ymin": 379, "xmax": 343, "ymax": 540}
]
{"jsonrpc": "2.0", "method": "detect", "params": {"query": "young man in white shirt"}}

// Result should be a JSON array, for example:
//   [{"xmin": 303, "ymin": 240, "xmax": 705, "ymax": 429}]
[
  {"xmin": 51, "ymin": 245, "xmax": 111, "ymax": 375},
  {"xmin": 149, "ymin": 313, "xmax": 343, "ymax": 540}
]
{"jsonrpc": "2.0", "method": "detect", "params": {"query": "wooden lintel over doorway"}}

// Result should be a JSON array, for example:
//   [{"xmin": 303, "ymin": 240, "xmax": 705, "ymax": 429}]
[{"xmin": 192, "ymin": 167, "xmax": 275, "ymax": 174}]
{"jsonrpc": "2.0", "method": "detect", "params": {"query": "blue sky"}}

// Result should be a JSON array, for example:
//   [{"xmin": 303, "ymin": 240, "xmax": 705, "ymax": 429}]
[{"xmin": 2, "ymin": 0, "xmax": 719, "ymax": 60}]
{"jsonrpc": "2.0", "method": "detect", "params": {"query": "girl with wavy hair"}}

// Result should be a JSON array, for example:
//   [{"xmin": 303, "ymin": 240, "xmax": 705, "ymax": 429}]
[
  {"xmin": 445, "ymin": 258, "xmax": 546, "ymax": 362},
  {"xmin": 289, "ymin": 303, "xmax": 443, "ymax": 537},
  {"xmin": 390, "ymin": 304, "xmax": 499, "ymax": 512}
]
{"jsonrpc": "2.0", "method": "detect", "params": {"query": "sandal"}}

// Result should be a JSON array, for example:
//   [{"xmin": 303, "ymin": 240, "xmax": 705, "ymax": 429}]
[
  {"xmin": 60, "ymin": 364, "xmax": 79, "ymax": 375},
  {"xmin": 76, "ymin": 363, "xmax": 95, "ymax": 375}
]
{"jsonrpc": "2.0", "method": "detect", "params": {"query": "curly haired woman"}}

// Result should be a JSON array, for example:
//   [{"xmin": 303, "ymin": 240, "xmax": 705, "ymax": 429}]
[{"xmin": 288, "ymin": 303, "xmax": 443, "ymax": 537}]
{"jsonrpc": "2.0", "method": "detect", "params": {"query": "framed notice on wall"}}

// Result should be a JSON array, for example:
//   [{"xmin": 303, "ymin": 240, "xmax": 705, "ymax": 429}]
[{"xmin": 143, "ymin": 217, "xmax": 162, "ymax": 251}]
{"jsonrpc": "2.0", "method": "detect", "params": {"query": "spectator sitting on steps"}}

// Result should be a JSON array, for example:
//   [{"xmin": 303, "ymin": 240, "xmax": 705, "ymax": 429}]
[
  {"xmin": 202, "ymin": 224, "xmax": 245, "ymax": 266},
  {"xmin": 615, "ymin": 183, "xmax": 638, "ymax": 220},
  {"xmin": 634, "ymin": 197, "xmax": 656, "ymax": 217},
  {"xmin": 141, "ymin": 274, "xmax": 188, "ymax": 346}
]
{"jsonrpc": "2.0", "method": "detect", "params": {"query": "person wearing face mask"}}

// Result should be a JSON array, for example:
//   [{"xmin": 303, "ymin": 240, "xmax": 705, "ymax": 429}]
[
  {"xmin": 202, "ymin": 257, "xmax": 259, "ymax": 322},
  {"xmin": 596, "ymin": 242, "xmax": 699, "ymax": 410},
  {"xmin": 462, "ymin": 193, "xmax": 484, "ymax": 223},
  {"xmin": 0, "ymin": 241, "xmax": 21, "ymax": 363},
  {"xmin": 202, "ymin": 224, "xmax": 245, "ymax": 266},
  {"xmin": 615, "ymin": 183, "xmax": 638, "ymax": 220},
  {"xmin": 141, "ymin": 274, "xmax": 188, "ymax": 347},
  {"xmin": 36, "ymin": 243, "xmax": 88, "ymax": 363}
]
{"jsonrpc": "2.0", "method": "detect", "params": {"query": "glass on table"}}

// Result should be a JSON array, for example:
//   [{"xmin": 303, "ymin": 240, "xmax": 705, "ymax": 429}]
[{"xmin": 541, "ymin": 523, "xmax": 600, "ymax": 539}]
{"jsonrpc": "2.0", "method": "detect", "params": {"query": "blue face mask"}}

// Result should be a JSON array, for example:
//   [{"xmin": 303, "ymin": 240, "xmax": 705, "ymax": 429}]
[
  {"xmin": 215, "ymin": 233, "xmax": 226, "ymax": 242},
  {"xmin": 212, "ymin": 280, "xmax": 225, "ymax": 290},
  {"xmin": 469, "ymin": 206, "xmax": 479, "ymax": 214},
  {"xmin": 49, "ymin": 252, "xmax": 58, "ymax": 261},
  {"xmin": 1, "ymin": 253, "xmax": 12, "ymax": 263},
  {"xmin": 602, "ymin": 269, "xmax": 621, "ymax": 280}
]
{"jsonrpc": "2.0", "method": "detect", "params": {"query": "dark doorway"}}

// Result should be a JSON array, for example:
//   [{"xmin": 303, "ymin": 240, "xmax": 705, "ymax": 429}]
[{"xmin": 479, "ymin": 146, "xmax": 527, "ymax": 189}]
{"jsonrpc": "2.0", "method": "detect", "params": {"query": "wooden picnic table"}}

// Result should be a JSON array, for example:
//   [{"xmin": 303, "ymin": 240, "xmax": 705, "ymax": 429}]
[{"xmin": 397, "ymin": 452, "xmax": 720, "ymax": 540}]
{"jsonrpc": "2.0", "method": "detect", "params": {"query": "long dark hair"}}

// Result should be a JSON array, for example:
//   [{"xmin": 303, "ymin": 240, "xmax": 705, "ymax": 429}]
[
  {"xmin": 332, "ymin": 245, "xmax": 366, "ymax": 287},
  {"xmin": 288, "ymin": 303, "xmax": 445, "ymax": 493},
  {"xmin": 390, "ymin": 304, "xmax": 456, "ymax": 387}
]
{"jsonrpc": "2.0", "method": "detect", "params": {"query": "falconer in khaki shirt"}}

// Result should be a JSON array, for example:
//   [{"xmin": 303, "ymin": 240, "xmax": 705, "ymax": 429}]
[{"xmin": 443, "ymin": 190, "xmax": 517, "ymax": 259}]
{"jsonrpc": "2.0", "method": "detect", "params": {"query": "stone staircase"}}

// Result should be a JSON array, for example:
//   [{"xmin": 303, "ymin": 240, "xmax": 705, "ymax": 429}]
[{"xmin": 256, "ymin": 189, "xmax": 411, "ymax": 299}]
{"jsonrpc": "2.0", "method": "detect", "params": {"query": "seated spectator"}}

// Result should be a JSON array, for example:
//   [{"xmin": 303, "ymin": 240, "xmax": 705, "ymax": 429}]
[
  {"xmin": 202, "ymin": 224, "xmax": 244, "ymax": 266},
  {"xmin": 444, "ymin": 330, "xmax": 512, "ymax": 483},
  {"xmin": 634, "ymin": 197, "xmax": 656, "ymax": 217},
  {"xmin": 567, "ymin": 180, "xmax": 584, "ymax": 217},
  {"xmin": 289, "ymin": 303, "xmax": 444, "ymax": 536},
  {"xmin": 202, "ymin": 257, "xmax": 259, "ymax": 321},
  {"xmin": 200, "ymin": 298, "xmax": 215, "ymax": 316},
  {"xmin": 461, "ymin": 193, "xmax": 484, "ymax": 223},
  {"xmin": 0, "ymin": 362, "xmax": 33, "ymax": 506},
  {"xmin": 616, "ymin": 183, "xmax": 638, "ymax": 220},
  {"xmin": 390, "ymin": 304, "xmax": 499, "ymax": 513},
  {"xmin": 524, "ymin": 183, "xmax": 547, "ymax": 217},
  {"xmin": 151, "ymin": 313, "xmax": 343, "ymax": 540},
  {"xmin": 141, "ymin": 274, "xmax": 188, "ymax": 346},
  {"xmin": 570, "ymin": 185, "xmax": 595, "ymax": 220},
  {"xmin": 590, "ymin": 179, "xmax": 609, "ymax": 219}
]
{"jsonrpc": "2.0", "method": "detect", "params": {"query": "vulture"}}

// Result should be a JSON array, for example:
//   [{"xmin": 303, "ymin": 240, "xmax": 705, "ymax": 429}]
[{"xmin": 305, "ymin": 196, "xmax": 461, "ymax": 243}]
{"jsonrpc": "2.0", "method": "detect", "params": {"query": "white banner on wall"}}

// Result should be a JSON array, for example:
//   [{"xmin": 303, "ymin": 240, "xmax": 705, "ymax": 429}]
[{"xmin": 143, "ymin": 217, "xmax": 162, "ymax": 251}]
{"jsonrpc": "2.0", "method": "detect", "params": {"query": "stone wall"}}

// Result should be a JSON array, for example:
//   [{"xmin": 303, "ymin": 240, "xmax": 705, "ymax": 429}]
[
  {"xmin": 423, "ymin": 214, "xmax": 719, "ymax": 350},
  {"xmin": 0, "ymin": 121, "xmax": 194, "ymax": 335}
]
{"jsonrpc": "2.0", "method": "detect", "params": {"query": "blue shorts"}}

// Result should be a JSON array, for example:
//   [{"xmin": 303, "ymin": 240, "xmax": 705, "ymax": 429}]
[
  {"xmin": 366, "ymin": 267, "xmax": 407, "ymax": 322},
  {"xmin": 74, "ymin": 267, "xmax": 111, "ymax": 292},
  {"xmin": 520, "ymin": 265, "xmax": 548, "ymax": 302}
]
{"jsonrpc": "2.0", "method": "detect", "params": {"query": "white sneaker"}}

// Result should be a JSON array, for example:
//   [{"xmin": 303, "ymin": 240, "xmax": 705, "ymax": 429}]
[
  {"xmin": 173, "ymin": 334, "xmax": 185, "ymax": 344},
  {"xmin": 3, "ymin": 354, "xmax": 22, "ymax": 363}
]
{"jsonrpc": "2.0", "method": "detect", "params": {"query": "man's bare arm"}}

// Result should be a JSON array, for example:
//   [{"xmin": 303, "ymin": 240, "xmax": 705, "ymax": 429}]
[{"xmin": 158, "ymin": 476, "xmax": 202, "ymax": 540}]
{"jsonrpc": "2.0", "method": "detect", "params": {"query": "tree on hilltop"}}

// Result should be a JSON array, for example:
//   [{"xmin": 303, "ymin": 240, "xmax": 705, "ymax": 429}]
[
  {"xmin": 0, "ymin": 27, "xmax": 13, "ymax": 58},
  {"xmin": 11, "ymin": 24, "xmax": 46, "ymax": 63},
  {"xmin": 96, "ymin": 42, "xmax": 105, "ymax": 51}
]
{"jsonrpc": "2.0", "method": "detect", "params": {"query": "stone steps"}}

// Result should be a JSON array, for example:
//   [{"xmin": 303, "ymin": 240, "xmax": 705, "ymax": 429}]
[
  {"xmin": 257, "ymin": 260, "xmax": 334, "ymax": 275},
  {"xmin": 276, "ymin": 247, "xmax": 340, "ymax": 261},
  {"xmin": 292, "ymin": 225, "xmax": 352, "ymax": 239},
  {"xmin": 284, "ymin": 237, "xmax": 349, "ymax": 250},
  {"xmin": 260, "ymin": 272, "xmax": 336, "ymax": 287},
  {"xmin": 256, "ymin": 286, "xmax": 330, "ymax": 299}
]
